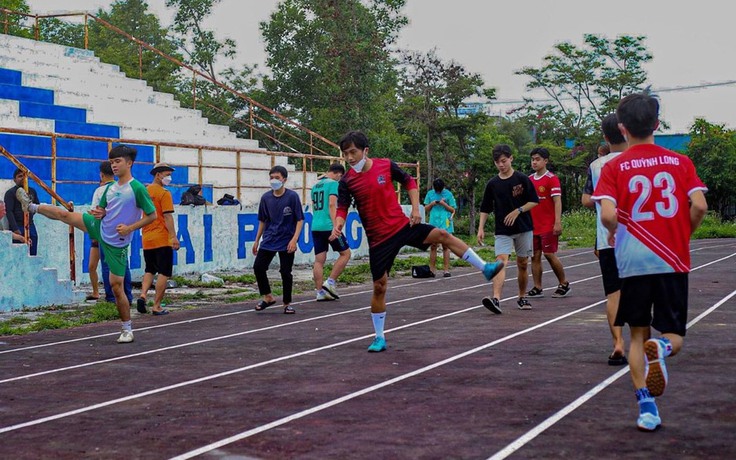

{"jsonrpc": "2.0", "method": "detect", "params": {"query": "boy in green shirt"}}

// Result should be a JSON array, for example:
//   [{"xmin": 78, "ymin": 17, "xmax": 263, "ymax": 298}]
[
  {"xmin": 311, "ymin": 163, "xmax": 351, "ymax": 300},
  {"xmin": 17, "ymin": 145, "xmax": 156, "ymax": 343}
]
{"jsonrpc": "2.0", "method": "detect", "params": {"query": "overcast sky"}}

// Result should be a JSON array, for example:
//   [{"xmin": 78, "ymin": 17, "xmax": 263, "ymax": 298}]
[{"xmin": 27, "ymin": 0, "xmax": 735, "ymax": 133}]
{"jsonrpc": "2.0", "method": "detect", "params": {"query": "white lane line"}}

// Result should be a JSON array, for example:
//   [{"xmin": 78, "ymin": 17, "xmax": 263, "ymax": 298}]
[
  {"xmin": 0, "ymin": 274, "xmax": 605, "ymax": 435},
  {"xmin": 486, "ymin": 257, "xmax": 736, "ymax": 460},
  {"xmin": 172, "ymin": 252, "xmax": 736, "ymax": 460},
  {"xmin": 488, "ymin": 287, "xmax": 736, "ymax": 460},
  {"xmin": 0, "ymin": 262, "xmax": 599, "ymax": 384},
  {"xmin": 0, "ymin": 249, "xmax": 597, "ymax": 354}
]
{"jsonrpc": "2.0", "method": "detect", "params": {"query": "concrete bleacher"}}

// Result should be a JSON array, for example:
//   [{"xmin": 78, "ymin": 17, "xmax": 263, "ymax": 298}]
[{"xmin": 0, "ymin": 32, "xmax": 321, "ymax": 310}]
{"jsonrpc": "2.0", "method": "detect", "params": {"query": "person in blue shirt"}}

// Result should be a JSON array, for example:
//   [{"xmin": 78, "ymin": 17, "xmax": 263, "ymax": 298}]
[
  {"xmin": 252, "ymin": 165, "xmax": 305, "ymax": 314},
  {"xmin": 423, "ymin": 178, "xmax": 456, "ymax": 277}
]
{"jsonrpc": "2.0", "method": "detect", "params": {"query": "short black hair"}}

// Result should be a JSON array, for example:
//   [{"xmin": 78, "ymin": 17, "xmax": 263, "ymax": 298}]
[
  {"xmin": 338, "ymin": 131, "xmax": 369, "ymax": 151},
  {"xmin": 108, "ymin": 145, "xmax": 137, "ymax": 162},
  {"xmin": 492, "ymin": 144, "xmax": 512, "ymax": 162},
  {"xmin": 269, "ymin": 165, "xmax": 288, "ymax": 179},
  {"xmin": 99, "ymin": 160, "xmax": 113, "ymax": 177},
  {"xmin": 530, "ymin": 147, "xmax": 549, "ymax": 159},
  {"xmin": 328, "ymin": 163, "xmax": 345, "ymax": 175},
  {"xmin": 13, "ymin": 168, "xmax": 24, "ymax": 178},
  {"xmin": 601, "ymin": 113, "xmax": 625, "ymax": 145},
  {"xmin": 616, "ymin": 93, "xmax": 659, "ymax": 139},
  {"xmin": 433, "ymin": 178, "xmax": 445, "ymax": 192}
]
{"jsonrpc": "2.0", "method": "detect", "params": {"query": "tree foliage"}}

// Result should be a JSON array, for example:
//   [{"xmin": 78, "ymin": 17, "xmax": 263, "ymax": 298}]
[{"xmin": 688, "ymin": 119, "xmax": 736, "ymax": 219}]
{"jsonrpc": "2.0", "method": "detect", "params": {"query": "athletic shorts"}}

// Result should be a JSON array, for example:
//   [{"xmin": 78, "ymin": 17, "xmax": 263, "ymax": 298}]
[
  {"xmin": 533, "ymin": 232, "xmax": 559, "ymax": 254},
  {"xmin": 312, "ymin": 231, "xmax": 350, "ymax": 255},
  {"xmin": 495, "ymin": 231, "xmax": 533, "ymax": 258},
  {"xmin": 615, "ymin": 273, "xmax": 689, "ymax": 336},
  {"xmin": 143, "ymin": 246, "xmax": 174, "ymax": 277},
  {"xmin": 82, "ymin": 213, "xmax": 128, "ymax": 277},
  {"xmin": 598, "ymin": 248, "xmax": 622, "ymax": 295},
  {"xmin": 369, "ymin": 223, "xmax": 434, "ymax": 281}
]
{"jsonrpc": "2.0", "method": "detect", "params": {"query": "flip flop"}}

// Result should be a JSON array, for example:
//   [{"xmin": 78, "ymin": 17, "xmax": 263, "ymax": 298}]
[
  {"xmin": 255, "ymin": 300, "xmax": 277, "ymax": 311},
  {"xmin": 85, "ymin": 295, "xmax": 99, "ymax": 301},
  {"xmin": 152, "ymin": 309, "xmax": 169, "ymax": 316},
  {"xmin": 608, "ymin": 353, "xmax": 628, "ymax": 366},
  {"xmin": 283, "ymin": 305, "xmax": 296, "ymax": 314}
]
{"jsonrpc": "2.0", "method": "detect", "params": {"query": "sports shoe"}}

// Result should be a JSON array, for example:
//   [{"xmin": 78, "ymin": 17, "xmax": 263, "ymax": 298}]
[
  {"xmin": 116, "ymin": 329, "xmax": 134, "ymax": 343},
  {"xmin": 517, "ymin": 297, "xmax": 532, "ymax": 310},
  {"xmin": 367, "ymin": 336, "xmax": 386, "ymax": 352},
  {"xmin": 443, "ymin": 271, "xmax": 451, "ymax": 278},
  {"xmin": 551, "ymin": 282, "xmax": 571, "ymax": 298},
  {"xmin": 482, "ymin": 297, "xmax": 502, "ymax": 314},
  {"xmin": 15, "ymin": 187, "xmax": 34, "ymax": 213},
  {"xmin": 637, "ymin": 411, "xmax": 662, "ymax": 432},
  {"xmin": 316, "ymin": 290, "xmax": 335, "ymax": 301},
  {"xmin": 526, "ymin": 286, "xmax": 544, "ymax": 298},
  {"xmin": 645, "ymin": 339, "xmax": 669, "ymax": 397},
  {"xmin": 483, "ymin": 261, "xmax": 504, "ymax": 281},
  {"xmin": 322, "ymin": 282, "xmax": 340, "ymax": 299},
  {"xmin": 136, "ymin": 297, "xmax": 148, "ymax": 314}
]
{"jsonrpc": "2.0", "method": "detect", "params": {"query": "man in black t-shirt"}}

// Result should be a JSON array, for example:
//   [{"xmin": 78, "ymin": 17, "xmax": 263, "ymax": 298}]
[
  {"xmin": 4, "ymin": 168, "xmax": 39, "ymax": 255},
  {"xmin": 477, "ymin": 144, "xmax": 539, "ymax": 312}
]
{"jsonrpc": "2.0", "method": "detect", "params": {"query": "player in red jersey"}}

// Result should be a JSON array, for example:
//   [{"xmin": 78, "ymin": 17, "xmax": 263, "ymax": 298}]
[
  {"xmin": 592, "ymin": 93, "xmax": 708, "ymax": 431},
  {"xmin": 332, "ymin": 131, "xmax": 504, "ymax": 352},
  {"xmin": 526, "ymin": 147, "xmax": 570, "ymax": 299}
]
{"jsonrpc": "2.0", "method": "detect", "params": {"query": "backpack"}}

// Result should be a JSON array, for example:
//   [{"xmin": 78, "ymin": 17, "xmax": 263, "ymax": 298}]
[
  {"xmin": 181, "ymin": 186, "xmax": 206, "ymax": 206},
  {"xmin": 217, "ymin": 193, "xmax": 240, "ymax": 206},
  {"xmin": 411, "ymin": 265, "xmax": 435, "ymax": 278}
]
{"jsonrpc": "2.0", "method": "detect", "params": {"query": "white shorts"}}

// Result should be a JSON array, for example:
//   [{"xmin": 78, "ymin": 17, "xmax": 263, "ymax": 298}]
[{"xmin": 495, "ymin": 231, "xmax": 533, "ymax": 258}]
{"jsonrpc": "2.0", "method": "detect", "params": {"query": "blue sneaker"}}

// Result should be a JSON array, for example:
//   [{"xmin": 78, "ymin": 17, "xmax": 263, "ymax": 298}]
[
  {"xmin": 637, "ymin": 411, "xmax": 662, "ymax": 432},
  {"xmin": 367, "ymin": 336, "xmax": 387, "ymax": 352},
  {"xmin": 483, "ymin": 261, "xmax": 504, "ymax": 281},
  {"xmin": 645, "ymin": 339, "xmax": 669, "ymax": 397}
]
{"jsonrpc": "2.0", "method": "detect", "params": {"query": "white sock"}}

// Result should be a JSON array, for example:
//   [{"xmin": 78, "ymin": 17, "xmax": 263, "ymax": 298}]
[
  {"xmin": 462, "ymin": 248, "xmax": 487, "ymax": 271},
  {"xmin": 29, "ymin": 203, "xmax": 39, "ymax": 213},
  {"xmin": 122, "ymin": 320, "xmax": 132, "ymax": 332},
  {"xmin": 327, "ymin": 278, "xmax": 336, "ymax": 285},
  {"xmin": 371, "ymin": 312, "xmax": 386, "ymax": 338}
]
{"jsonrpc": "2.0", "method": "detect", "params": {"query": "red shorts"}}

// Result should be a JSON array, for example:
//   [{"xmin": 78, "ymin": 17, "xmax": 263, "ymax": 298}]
[{"xmin": 533, "ymin": 232, "xmax": 559, "ymax": 254}]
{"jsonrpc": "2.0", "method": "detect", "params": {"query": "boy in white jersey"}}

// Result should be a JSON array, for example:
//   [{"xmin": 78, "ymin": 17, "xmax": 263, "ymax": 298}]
[
  {"xmin": 592, "ymin": 93, "xmax": 708, "ymax": 431},
  {"xmin": 17, "ymin": 145, "xmax": 156, "ymax": 343}
]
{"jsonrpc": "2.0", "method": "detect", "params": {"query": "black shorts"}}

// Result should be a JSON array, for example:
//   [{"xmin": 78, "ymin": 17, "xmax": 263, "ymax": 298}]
[
  {"xmin": 615, "ymin": 273, "xmax": 689, "ymax": 336},
  {"xmin": 598, "ymin": 248, "xmax": 622, "ymax": 295},
  {"xmin": 312, "ymin": 231, "xmax": 350, "ymax": 255},
  {"xmin": 369, "ymin": 223, "xmax": 435, "ymax": 281},
  {"xmin": 143, "ymin": 246, "xmax": 174, "ymax": 277}
]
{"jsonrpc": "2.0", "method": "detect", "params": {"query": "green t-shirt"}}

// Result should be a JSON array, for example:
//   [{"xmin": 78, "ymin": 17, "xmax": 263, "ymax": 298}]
[
  {"xmin": 310, "ymin": 177, "xmax": 339, "ymax": 232},
  {"xmin": 423, "ymin": 189, "xmax": 456, "ymax": 233},
  {"xmin": 99, "ymin": 178, "xmax": 156, "ymax": 247}
]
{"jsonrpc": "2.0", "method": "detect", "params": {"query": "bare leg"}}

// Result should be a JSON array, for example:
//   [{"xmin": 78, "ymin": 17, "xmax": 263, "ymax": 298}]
[
  {"xmin": 109, "ymin": 273, "xmax": 131, "ymax": 322},
  {"xmin": 88, "ymin": 246, "xmax": 100, "ymax": 298},
  {"xmin": 328, "ymin": 249, "xmax": 351, "ymax": 281},
  {"xmin": 35, "ymin": 206, "xmax": 87, "ymax": 233},
  {"xmin": 140, "ymin": 272, "xmax": 154, "ymax": 303},
  {"xmin": 493, "ymin": 254, "xmax": 510, "ymax": 299},
  {"xmin": 629, "ymin": 326, "xmax": 649, "ymax": 389},
  {"xmin": 442, "ymin": 245, "xmax": 451, "ymax": 272},
  {"xmin": 429, "ymin": 243, "xmax": 438, "ymax": 273},
  {"xmin": 517, "ymin": 256, "xmax": 530, "ymax": 298},
  {"xmin": 152, "ymin": 274, "xmax": 169, "ymax": 310},
  {"xmin": 606, "ymin": 290, "xmax": 625, "ymax": 357},
  {"xmin": 371, "ymin": 274, "xmax": 388, "ymax": 313},
  {"xmin": 544, "ymin": 252, "xmax": 568, "ymax": 285},
  {"xmin": 531, "ymin": 249, "xmax": 543, "ymax": 290},
  {"xmin": 313, "ymin": 251, "xmax": 327, "ymax": 290}
]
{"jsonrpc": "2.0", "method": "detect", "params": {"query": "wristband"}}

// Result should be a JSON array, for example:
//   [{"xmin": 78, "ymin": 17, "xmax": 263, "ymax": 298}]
[{"xmin": 517, "ymin": 207, "xmax": 524, "ymax": 214}]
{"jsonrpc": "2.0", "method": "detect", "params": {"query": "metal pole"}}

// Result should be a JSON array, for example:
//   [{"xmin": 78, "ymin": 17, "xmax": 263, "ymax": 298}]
[
  {"xmin": 51, "ymin": 135, "xmax": 57, "ymax": 206},
  {"xmin": 34, "ymin": 15, "xmax": 39, "ymax": 41},
  {"xmin": 155, "ymin": 144, "xmax": 160, "ymax": 163},
  {"xmin": 198, "ymin": 148, "xmax": 203, "ymax": 186},
  {"xmin": 138, "ymin": 45, "xmax": 143, "ymax": 79},
  {"xmin": 302, "ymin": 155, "xmax": 307, "ymax": 203},
  {"xmin": 192, "ymin": 71, "xmax": 197, "ymax": 109},
  {"xmin": 236, "ymin": 151, "xmax": 242, "ymax": 202},
  {"xmin": 249, "ymin": 101, "xmax": 254, "ymax": 139},
  {"xmin": 84, "ymin": 13, "xmax": 88, "ymax": 49}
]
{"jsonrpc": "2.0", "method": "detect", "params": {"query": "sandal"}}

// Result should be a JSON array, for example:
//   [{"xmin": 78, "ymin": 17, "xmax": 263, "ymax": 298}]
[
  {"xmin": 255, "ymin": 299, "xmax": 276, "ymax": 311},
  {"xmin": 283, "ymin": 305, "xmax": 296, "ymax": 314}
]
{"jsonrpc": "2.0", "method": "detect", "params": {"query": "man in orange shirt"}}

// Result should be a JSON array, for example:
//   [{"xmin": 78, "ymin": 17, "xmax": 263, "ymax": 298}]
[{"xmin": 137, "ymin": 163, "xmax": 180, "ymax": 315}]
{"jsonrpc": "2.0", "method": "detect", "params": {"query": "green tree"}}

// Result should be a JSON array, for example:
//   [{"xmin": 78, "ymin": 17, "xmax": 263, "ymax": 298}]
[
  {"xmin": 0, "ymin": 0, "xmax": 33, "ymax": 38},
  {"xmin": 688, "ymin": 119, "xmax": 736, "ymax": 218},
  {"xmin": 260, "ymin": 0, "xmax": 407, "ymax": 150}
]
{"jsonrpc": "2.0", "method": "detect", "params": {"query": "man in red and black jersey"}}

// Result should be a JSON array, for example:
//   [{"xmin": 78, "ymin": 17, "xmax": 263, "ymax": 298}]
[{"xmin": 332, "ymin": 131, "xmax": 504, "ymax": 353}]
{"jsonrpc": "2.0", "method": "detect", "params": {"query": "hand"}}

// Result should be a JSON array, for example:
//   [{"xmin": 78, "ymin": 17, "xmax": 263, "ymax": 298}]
[
  {"xmin": 553, "ymin": 222, "xmax": 562, "ymax": 236},
  {"xmin": 252, "ymin": 242, "xmax": 259, "ymax": 256},
  {"xmin": 607, "ymin": 230, "xmax": 616, "ymax": 247},
  {"xmin": 330, "ymin": 223, "xmax": 344, "ymax": 241},
  {"xmin": 477, "ymin": 229, "xmax": 485, "ymax": 246},
  {"xmin": 503, "ymin": 210, "xmax": 520, "ymax": 227},
  {"xmin": 287, "ymin": 240, "xmax": 298, "ymax": 253},
  {"xmin": 89, "ymin": 206, "xmax": 106, "ymax": 219},
  {"xmin": 409, "ymin": 208, "xmax": 421, "ymax": 226},
  {"xmin": 172, "ymin": 239, "xmax": 181, "ymax": 251},
  {"xmin": 116, "ymin": 224, "xmax": 131, "ymax": 236}
]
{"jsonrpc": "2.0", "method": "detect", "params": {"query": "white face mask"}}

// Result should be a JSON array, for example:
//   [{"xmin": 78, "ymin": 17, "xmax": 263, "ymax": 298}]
[
  {"xmin": 162, "ymin": 176, "xmax": 172, "ymax": 186},
  {"xmin": 352, "ymin": 151, "xmax": 367, "ymax": 173},
  {"xmin": 270, "ymin": 179, "xmax": 283, "ymax": 190}
]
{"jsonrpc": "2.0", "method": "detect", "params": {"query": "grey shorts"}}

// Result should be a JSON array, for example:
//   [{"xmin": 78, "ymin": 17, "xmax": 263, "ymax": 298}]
[{"xmin": 495, "ymin": 231, "xmax": 533, "ymax": 258}]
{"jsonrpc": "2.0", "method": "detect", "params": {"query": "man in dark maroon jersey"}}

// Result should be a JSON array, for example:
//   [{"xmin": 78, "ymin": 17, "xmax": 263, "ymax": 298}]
[{"xmin": 331, "ymin": 131, "xmax": 504, "ymax": 353}]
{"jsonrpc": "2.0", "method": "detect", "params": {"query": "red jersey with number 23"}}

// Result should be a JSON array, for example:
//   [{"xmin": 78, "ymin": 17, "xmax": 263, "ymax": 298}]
[{"xmin": 592, "ymin": 144, "xmax": 707, "ymax": 278}]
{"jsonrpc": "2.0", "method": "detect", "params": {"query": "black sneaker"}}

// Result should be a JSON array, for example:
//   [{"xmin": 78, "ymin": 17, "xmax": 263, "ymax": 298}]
[
  {"xmin": 517, "ymin": 297, "xmax": 532, "ymax": 310},
  {"xmin": 551, "ymin": 282, "xmax": 571, "ymax": 298},
  {"xmin": 526, "ymin": 286, "xmax": 544, "ymax": 298},
  {"xmin": 136, "ymin": 297, "xmax": 148, "ymax": 314},
  {"xmin": 482, "ymin": 297, "xmax": 502, "ymax": 314}
]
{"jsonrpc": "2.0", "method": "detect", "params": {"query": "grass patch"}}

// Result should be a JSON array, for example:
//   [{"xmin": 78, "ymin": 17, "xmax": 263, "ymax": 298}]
[
  {"xmin": 171, "ymin": 275, "xmax": 223, "ymax": 288},
  {"xmin": 224, "ymin": 293, "xmax": 261, "ymax": 304},
  {"xmin": 219, "ymin": 273, "xmax": 257, "ymax": 284},
  {"xmin": 693, "ymin": 213, "xmax": 736, "ymax": 239},
  {"xmin": 175, "ymin": 290, "xmax": 210, "ymax": 301}
]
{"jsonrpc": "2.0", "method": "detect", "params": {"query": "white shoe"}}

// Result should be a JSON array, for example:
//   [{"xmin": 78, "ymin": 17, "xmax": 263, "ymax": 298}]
[
  {"xmin": 316, "ymin": 290, "xmax": 335, "ymax": 301},
  {"xmin": 15, "ymin": 187, "xmax": 34, "ymax": 213},
  {"xmin": 322, "ymin": 282, "xmax": 339, "ymax": 299},
  {"xmin": 116, "ymin": 329, "xmax": 134, "ymax": 343}
]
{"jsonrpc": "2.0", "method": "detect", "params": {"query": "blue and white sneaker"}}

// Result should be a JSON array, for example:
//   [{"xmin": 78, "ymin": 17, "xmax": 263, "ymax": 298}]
[
  {"xmin": 645, "ymin": 339, "xmax": 669, "ymax": 397},
  {"xmin": 483, "ymin": 261, "xmax": 504, "ymax": 281},
  {"xmin": 316, "ymin": 289, "xmax": 335, "ymax": 301},
  {"xmin": 367, "ymin": 336, "xmax": 386, "ymax": 353},
  {"xmin": 322, "ymin": 282, "xmax": 340, "ymax": 300},
  {"xmin": 637, "ymin": 411, "xmax": 662, "ymax": 432}
]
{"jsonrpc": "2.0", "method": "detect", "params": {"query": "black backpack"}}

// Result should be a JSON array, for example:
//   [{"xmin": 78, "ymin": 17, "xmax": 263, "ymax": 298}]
[{"xmin": 217, "ymin": 193, "xmax": 240, "ymax": 206}]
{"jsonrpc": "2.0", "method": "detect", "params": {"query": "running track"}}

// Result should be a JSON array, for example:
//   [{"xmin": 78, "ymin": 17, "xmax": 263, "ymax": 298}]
[{"xmin": 1, "ymin": 239, "xmax": 734, "ymax": 459}]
